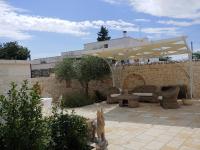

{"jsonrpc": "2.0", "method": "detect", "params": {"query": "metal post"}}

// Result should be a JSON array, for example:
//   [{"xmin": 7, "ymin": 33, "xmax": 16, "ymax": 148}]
[
  {"xmin": 101, "ymin": 58, "xmax": 115, "ymax": 87},
  {"xmin": 189, "ymin": 42, "xmax": 193, "ymax": 99}
]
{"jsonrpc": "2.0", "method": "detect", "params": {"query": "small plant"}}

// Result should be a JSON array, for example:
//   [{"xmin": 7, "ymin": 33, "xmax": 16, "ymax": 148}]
[
  {"xmin": 49, "ymin": 108, "xmax": 90, "ymax": 150},
  {"xmin": 62, "ymin": 92, "xmax": 94, "ymax": 108},
  {"xmin": 0, "ymin": 81, "xmax": 50, "ymax": 150}
]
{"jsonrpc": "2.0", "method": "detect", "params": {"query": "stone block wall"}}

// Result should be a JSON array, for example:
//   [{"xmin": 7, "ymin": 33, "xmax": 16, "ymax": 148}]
[
  {"xmin": 28, "ymin": 61, "xmax": 200, "ymax": 99},
  {"xmin": 30, "ymin": 75, "xmax": 112, "ymax": 101},
  {"xmin": 120, "ymin": 61, "xmax": 200, "ymax": 98}
]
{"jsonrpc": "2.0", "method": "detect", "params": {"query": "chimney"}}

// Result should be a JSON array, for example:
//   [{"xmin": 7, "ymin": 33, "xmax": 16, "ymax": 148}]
[{"xmin": 123, "ymin": 31, "xmax": 127, "ymax": 37}]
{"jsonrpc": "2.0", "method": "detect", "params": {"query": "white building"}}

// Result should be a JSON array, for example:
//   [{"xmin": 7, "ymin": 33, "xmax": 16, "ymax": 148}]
[{"xmin": 30, "ymin": 32, "xmax": 159, "ymax": 77}]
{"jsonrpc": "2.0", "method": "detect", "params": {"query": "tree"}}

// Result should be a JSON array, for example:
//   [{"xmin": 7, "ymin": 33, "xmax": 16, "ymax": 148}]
[
  {"xmin": 97, "ymin": 26, "xmax": 111, "ymax": 41},
  {"xmin": 192, "ymin": 52, "xmax": 200, "ymax": 60},
  {"xmin": 55, "ymin": 56, "xmax": 110, "ymax": 96},
  {"xmin": 0, "ymin": 41, "xmax": 30, "ymax": 60},
  {"xmin": 55, "ymin": 58, "xmax": 76, "ymax": 86},
  {"xmin": 76, "ymin": 56, "xmax": 110, "ymax": 96},
  {"xmin": 0, "ymin": 81, "xmax": 50, "ymax": 150}
]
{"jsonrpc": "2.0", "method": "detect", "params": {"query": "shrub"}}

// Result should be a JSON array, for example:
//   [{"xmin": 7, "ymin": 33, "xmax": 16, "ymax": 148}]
[
  {"xmin": 32, "ymin": 81, "xmax": 42, "ymax": 96},
  {"xmin": 0, "ymin": 81, "xmax": 91, "ymax": 150},
  {"xmin": 49, "ymin": 109, "xmax": 90, "ymax": 150},
  {"xmin": 0, "ymin": 81, "xmax": 50, "ymax": 150},
  {"xmin": 92, "ymin": 90, "xmax": 107, "ymax": 103},
  {"xmin": 62, "ymin": 92, "xmax": 94, "ymax": 108}
]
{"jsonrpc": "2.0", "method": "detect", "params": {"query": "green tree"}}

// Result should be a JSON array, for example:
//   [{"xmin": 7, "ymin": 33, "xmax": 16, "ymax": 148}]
[
  {"xmin": 0, "ymin": 81, "xmax": 50, "ymax": 150},
  {"xmin": 55, "ymin": 56, "xmax": 110, "ymax": 96},
  {"xmin": 55, "ymin": 58, "xmax": 76, "ymax": 86},
  {"xmin": 192, "ymin": 52, "xmax": 200, "ymax": 60},
  {"xmin": 0, "ymin": 41, "xmax": 30, "ymax": 60},
  {"xmin": 97, "ymin": 26, "xmax": 111, "ymax": 41}
]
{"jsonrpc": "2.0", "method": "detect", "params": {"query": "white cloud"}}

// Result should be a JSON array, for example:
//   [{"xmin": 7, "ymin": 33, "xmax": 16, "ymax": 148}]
[
  {"xmin": 135, "ymin": 19, "xmax": 150, "ymax": 22},
  {"xmin": 0, "ymin": 1, "xmax": 138, "ymax": 40},
  {"xmin": 103, "ymin": 0, "xmax": 200, "ymax": 19},
  {"xmin": 158, "ymin": 19, "xmax": 200, "ymax": 27},
  {"xmin": 0, "ymin": 1, "xmax": 181, "ymax": 40},
  {"xmin": 142, "ymin": 27, "xmax": 180, "ymax": 37},
  {"xmin": 102, "ymin": 0, "xmax": 126, "ymax": 4}
]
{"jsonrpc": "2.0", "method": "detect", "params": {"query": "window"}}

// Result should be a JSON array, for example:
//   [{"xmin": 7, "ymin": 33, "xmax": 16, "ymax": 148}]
[
  {"xmin": 104, "ymin": 44, "xmax": 108, "ymax": 48},
  {"xmin": 40, "ymin": 60, "xmax": 47, "ymax": 64}
]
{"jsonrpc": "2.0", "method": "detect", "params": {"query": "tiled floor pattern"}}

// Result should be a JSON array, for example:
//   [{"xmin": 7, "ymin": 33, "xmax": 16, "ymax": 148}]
[{"xmin": 67, "ymin": 100, "xmax": 200, "ymax": 150}]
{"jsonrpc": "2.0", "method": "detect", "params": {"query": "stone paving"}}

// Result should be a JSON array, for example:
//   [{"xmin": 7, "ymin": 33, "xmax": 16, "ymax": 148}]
[{"xmin": 68, "ymin": 100, "xmax": 200, "ymax": 150}]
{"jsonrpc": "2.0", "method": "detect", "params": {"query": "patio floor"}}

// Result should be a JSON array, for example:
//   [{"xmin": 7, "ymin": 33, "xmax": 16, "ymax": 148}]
[{"xmin": 68, "ymin": 100, "xmax": 200, "ymax": 150}]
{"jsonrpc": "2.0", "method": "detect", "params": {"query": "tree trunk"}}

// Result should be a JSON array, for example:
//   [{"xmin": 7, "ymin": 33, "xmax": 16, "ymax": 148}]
[{"xmin": 85, "ymin": 82, "xmax": 89, "ymax": 97}]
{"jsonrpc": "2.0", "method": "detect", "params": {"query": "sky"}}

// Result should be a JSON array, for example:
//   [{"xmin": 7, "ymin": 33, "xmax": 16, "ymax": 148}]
[{"xmin": 0, "ymin": 0, "xmax": 200, "ymax": 59}]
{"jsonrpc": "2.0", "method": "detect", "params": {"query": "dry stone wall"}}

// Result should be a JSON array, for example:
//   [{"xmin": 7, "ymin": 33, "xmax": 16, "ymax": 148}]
[
  {"xmin": 30, "ymin": 75, "xmax": 112, "ymax": 101},
  {"xmin": 30, "ymin": 61, "xmax": 200, "ymax": 99}
]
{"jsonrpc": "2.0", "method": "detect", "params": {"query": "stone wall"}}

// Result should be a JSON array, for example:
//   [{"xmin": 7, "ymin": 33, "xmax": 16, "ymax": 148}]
[
  {"xmin": 0, "ymin": 61, "xmax": 200, "ymax": 99},
  {"xmin": 29, "ymin": 61, "xmax": 200, "ymax": 99},
  {"xmin": 30, "ymin": 75, "xmax": 112, "ymax": 101},
  {"xmin": 119, "ymin": 61, "xmax": 199, "ymax": 98}
]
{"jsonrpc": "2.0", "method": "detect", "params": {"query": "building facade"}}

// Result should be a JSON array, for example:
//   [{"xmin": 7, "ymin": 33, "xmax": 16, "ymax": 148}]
[{"xmin": 31, "ymin": 35, "xmax": 159, "ymax": 77}]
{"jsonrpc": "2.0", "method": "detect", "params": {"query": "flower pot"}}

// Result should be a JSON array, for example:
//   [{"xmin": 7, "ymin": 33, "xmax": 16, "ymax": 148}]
[{"xmin": 182, "ymin": 99, "xmax": 193, "ymax": 105}]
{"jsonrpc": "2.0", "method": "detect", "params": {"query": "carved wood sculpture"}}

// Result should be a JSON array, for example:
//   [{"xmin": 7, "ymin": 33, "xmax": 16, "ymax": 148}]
[
  {"xmin": 96, "ymin": 108, "xmax": 108, "ymax": 150},
  {"xmin": 97, "ymin": 108, "xmax": 105, "ymax": 141}
]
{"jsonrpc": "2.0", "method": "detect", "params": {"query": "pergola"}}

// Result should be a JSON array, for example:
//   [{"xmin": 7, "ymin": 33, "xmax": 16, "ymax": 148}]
[{"xmin": 84, "ymin": 36, "xmax": 193, "ymax": 98}]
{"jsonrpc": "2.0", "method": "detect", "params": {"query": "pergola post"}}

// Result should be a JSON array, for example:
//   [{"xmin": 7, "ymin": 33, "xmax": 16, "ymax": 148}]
[
  {"xmin": 189, "ymin": 48, "xmax": 193, "ymax": 99},
  {"xmin": 101, "ymin": 58, "xmax": 119, "ymax": 87}
]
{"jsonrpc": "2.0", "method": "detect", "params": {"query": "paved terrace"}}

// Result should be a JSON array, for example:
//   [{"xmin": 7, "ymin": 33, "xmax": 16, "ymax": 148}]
[{"xmin": 68, "ymin": 100, "xmax": 200, "ymax": 150}]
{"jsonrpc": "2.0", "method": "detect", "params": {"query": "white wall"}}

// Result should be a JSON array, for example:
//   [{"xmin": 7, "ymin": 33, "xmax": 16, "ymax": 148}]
[
  {"xmin": 0, "ymin": 60, "xmax": 31, "ymax": 95},
  {"xmin": 84, "ymin": 37, "xmax": 150, "ymax": 50},
  {"xmin": 31, "ymin": 56, "xmax": 61, "ymax": 70}
]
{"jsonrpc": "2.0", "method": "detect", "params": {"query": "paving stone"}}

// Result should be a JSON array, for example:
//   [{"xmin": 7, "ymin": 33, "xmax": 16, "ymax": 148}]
[
  {"xmin": 62, "ymin": 101, "xmax": 200, "ymax": 150},
  {"xmin": 144, "ymin": 141, "xmax": 166, "ymax": 150}
]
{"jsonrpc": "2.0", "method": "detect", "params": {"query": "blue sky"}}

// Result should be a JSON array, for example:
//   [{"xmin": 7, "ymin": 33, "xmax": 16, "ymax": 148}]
[{"xmin": 0, "ymin": 0, "xmax": 200, "ymax": 59}]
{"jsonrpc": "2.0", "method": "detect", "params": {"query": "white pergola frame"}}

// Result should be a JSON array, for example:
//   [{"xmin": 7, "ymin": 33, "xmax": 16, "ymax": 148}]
[{"xmin": 85, "ymin": 36, "xmax": 193, "ymax": 98}]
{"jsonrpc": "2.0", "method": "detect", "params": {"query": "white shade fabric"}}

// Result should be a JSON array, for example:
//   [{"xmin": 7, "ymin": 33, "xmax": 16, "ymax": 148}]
[{"xmin": 84, "ymin": 36, "xmax": 190, "ymax": 60}]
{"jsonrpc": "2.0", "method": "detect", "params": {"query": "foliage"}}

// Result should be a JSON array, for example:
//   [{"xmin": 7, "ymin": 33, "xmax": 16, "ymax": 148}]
[
  {"xmin": 192, "ymin": 52, "xmax": 200, "ymax": 60},
  {"xmin": 55, "ymin": 58, "xmax": 76, "ymax": 83},
  {"xmin": 159, "ymin": 56, "xmax": 171, "ymax": 61},
  {"xmin": 0, "ymin": 41, "xmax": 30, "ymax": 60},
  {"xmin": 92, "ymin": 90, "xmax": 107, "ymax": 103},
  {"xmin": 32, "ymin": 81, "xmax": 42, "ymax": 96},
  {"xmin": 55, "ymin": 56, "xmax": 110, "ymax": 96},
  {"xmin": 76, "ymin": 56, "xmax": 110, "ymax": 96},
  {"xmin": 97, "ymin": 26, "xmax": 111, "ymax": 41},
  {"xmin": 62, "ymin": 92, "xmax": 94, "ymax": 108},
  {"xmin": 0, "ymin": 81, "xmax": 50, "ymax": 150},
  {"xmin": 0, "ymin": 81, "xmax": 92, "ymax": 150},
  {"xmin": 49, "ymin": 109, "xmax": 89, "ymax": 150}
]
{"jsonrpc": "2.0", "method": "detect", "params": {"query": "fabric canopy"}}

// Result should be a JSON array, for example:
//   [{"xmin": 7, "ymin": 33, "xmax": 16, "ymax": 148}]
[{"xmin": 84, "ymin": 36, "xmax": 191, "ymax": 60}]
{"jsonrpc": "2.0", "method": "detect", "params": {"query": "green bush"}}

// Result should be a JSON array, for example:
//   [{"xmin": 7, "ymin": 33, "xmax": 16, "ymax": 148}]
[
  {"xmin": 92, "ymin": 90, "xmax": 107, "ymax": 103},
  {"xmin": 49, "ymin": 109, "xmax": 90, "ymax": 150},
  {"xmin": 62, "ymin": 92, "xmax": 94, "ymax": 108},
  {"xmin": 0, "ymin": 81, "xmax": 50, "ymax": 150},
  {"xmin": 0, "ymin": 81, "xmax": 91, "ymax": 150}
]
